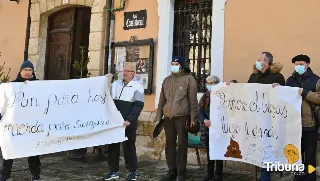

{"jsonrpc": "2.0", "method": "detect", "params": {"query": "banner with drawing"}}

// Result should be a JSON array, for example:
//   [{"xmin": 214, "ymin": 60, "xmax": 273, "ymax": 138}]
[
  {"xmin": 209, "ymin": 83, "xmax": 302, "ymax": 168},
  {"xmin": 0, "ymin": 76, "xmax": 127, "ymax": 159}
]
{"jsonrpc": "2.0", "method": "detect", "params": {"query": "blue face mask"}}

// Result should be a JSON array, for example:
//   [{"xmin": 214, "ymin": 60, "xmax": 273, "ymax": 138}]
[
  {"xmin": 206, "ymin": 84, "xmax": 211, "ymax": 91},
  {"xmin": 171, "ymin": 65, "xmax": 180, "ymax": 73},
  {"xmin": 295, "ymin": 65, "xmax": 306, "ymax": 75},
  {"xmin": 256, "ymin": 61, "xmax": 263, "ymax": 71}
]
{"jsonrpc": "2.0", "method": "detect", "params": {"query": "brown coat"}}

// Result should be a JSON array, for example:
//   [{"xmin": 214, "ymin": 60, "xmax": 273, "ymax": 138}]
[
  {"xmin": 155, "ymin": 71, "xmax": 198, "ymax": 122},
  {"xmin": 301, "ymin": 86, "xmax": 320, "ymax": 128},
  {"xmin": 286, "ymin": 68, "xmax": 320, "ymax": 128}
]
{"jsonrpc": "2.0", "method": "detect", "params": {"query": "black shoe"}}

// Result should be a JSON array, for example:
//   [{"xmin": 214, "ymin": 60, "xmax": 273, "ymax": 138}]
[
  {"xmin": 176, "ymin": 171, "xmax": 186, "ymax": 181},
  {"xmin": 201, "ymin": 175, "xmax": 213, "ymax": 181},
  {"xmin": 0, "ymin": 175, "xmax": 11, "ymax": 181},
  {"xmin": 161, "ymin": 169, "xmax": 177, "ymax": 181}
]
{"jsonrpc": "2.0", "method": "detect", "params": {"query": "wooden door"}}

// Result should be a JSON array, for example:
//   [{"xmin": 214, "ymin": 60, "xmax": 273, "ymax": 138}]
[
  {"xmin": 46, "ymin": 7, "xmax": 91, "ymax": 80},
  {"xmin": 46, "ymin": 8, "xmax": 75, "ymax": 80},
  {"xmin": 70, "ymin": 7, "xmax": 91, "ymax": 78}
]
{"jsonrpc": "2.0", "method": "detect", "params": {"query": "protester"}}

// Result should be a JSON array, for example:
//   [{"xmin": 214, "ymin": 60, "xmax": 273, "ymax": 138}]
[
  {"xmin": 0, "ymin": 60, "xmax": 42, "ymax": 181},
  {"xmin": 103, "ymin": 62, "xmax": 144, "ymax": 181},
  {"xmin": 247, "ymin": 52, "xmax": 285, "ymax": 181},
  {"xmin": 155, "ymin": 56, "xmax": 198, "ymax": 181},
  {"xmin": 275, "ymin": 54, "xmax": 319, "ymax": 181},
  {"xmin": 248, "ymin": 52, "xmax": 285, "ymax": 85},
  {"xmin": 199, "ymin": 75, "xmax": 223, "ymax": 181}
]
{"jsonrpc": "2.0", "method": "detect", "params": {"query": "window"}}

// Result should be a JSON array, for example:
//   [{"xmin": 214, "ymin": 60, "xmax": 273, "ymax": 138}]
[{"xmin": 173, "ymin": 0, "xmax": 212, "ymax": 92}]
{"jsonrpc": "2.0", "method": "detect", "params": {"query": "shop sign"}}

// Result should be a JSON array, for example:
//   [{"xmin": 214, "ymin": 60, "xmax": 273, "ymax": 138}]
[{"xmin": 123, "ymin": 10, "xmax": 147, "ymax": 30}]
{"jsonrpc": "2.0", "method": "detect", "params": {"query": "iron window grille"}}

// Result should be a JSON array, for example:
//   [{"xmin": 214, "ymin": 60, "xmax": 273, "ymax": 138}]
[{"xmin": 173, "ymin": 0, "xmax": 212, "ymax": 92}]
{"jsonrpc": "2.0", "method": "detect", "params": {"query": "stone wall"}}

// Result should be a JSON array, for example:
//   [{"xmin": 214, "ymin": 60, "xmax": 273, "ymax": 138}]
[{"xmin": 28, "ymin": 0, "xmax": 106, "ymax": 80}]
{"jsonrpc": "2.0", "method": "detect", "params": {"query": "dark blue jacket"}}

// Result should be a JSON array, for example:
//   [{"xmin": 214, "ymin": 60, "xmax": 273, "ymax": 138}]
[
  {"xmin": 199, "ymin": 91, "xmax": 210, "ymax": 145},
  {"xmin": 199, "ymin": 108, "xmax": 209, "ymax": 122},
  {"xmin": 12, "ymin": 72, "xmax": 38, "ymax": 82},
  {"xmin": 286, "ymin": 67, "xmax": 320, "ymax": 130}
]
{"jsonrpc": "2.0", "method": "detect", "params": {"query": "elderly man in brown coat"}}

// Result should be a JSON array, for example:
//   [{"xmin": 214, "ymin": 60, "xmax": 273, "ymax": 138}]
[{"xmin": 155, "ymin": 56, "xmax": 198, "ymax": 181}]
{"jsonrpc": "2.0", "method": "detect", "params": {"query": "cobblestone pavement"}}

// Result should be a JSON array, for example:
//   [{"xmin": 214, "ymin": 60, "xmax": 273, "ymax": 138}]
[{"xmin": 0, "ymin": 152, "xmax": 317, "ymax": 181}]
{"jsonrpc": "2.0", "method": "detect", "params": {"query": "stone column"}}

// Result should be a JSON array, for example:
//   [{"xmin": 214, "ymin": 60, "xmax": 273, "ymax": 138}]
[
  {"xmin": 28, "ymin": 2, "xmax": 44, "ymax": 79},
  {"xmin": 210, "ymin": 0, "xmax": 227, "ymax": 81},
  {"xmin": 154, "ymin": 0, "xmax": 175, "ymax": 109},
  {"xmin": 87, "ymin": 0, "xmax": 106, "ymax": 77}
]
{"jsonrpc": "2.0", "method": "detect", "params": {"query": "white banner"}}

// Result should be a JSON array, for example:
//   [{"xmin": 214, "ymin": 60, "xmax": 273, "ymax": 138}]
[
  {"xmin": 209, "ymin": 83, "xmax": 302, "ymax": 168},
  {"xmin": 0, "ymin": 76, "xmax": 127, "ymax": 159}
]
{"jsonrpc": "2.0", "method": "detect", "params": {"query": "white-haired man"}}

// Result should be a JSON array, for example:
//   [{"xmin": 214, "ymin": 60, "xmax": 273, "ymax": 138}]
[{"xmin": 103, "ymin": 62, "xmax": 144, "ymax": 181}]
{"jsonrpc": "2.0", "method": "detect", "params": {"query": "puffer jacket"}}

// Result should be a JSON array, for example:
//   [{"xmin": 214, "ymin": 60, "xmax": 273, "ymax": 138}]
[
  {"xmin": 286, "ymin": 67, "xmax": 320, "ymax": 130},
  {"xmin": 248, "ymin": 62, "xmax": 285, "ymax": 85},
  {"xmin": 155, "ymin": 69, "xmax": 198, "ymax": 122}
]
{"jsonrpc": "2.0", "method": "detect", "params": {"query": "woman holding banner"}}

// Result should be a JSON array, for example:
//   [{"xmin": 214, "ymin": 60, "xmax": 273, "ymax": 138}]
[{"xmin": 199, "ymin": 75, "xmax": 224, "ymax": 181}]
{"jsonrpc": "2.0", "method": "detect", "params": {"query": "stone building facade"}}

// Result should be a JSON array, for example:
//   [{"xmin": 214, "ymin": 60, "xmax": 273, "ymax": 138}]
[
  {"xmin": 28, "ymin": 0, "xmax": 106, "ymax": 79},
  {"xmin": 2, "ymin": 0, "xmax": 320, "ymax": 172}
]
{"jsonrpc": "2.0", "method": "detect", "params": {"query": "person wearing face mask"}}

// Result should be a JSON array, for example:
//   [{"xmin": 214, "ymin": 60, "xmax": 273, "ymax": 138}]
[
  {"xmin": 248, "ymin": 52, "xmax": 285, "ymax": 85},
  {"xmin": 199, "ymin": 75, "xmax": 224, "ymax": 181},
  {"xmin": 155, "ymin": 56, "xmax": 198, "ymax": 181},
  {"xmin": 283, "ymin": 54, "xmax": 319, "ymax": 181},
  {"xmin": 247, "ymin": 52, "xmax": 285, "ymax": 181},
  {"xmin": 104, "ymin": 62, "xmax": 144, "ymax": 181},
  {"xmin": 0, "ymin": 60, "xmax": 42, "ymax": 181}
]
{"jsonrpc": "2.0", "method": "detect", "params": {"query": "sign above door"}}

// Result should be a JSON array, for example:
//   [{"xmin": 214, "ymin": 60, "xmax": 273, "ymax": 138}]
[{"xmin": 123, "ymin": 10, "xmax": 147, "ymax": 30}]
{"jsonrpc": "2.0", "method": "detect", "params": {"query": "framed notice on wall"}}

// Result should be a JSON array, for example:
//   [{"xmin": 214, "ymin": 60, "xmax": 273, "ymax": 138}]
[
  {"xmin": 110, "ymin": 38, "xmax": 154, "ymax": 95},
  {"xmin": 123, "ymin": 10, "xmax": 147, "ymax": 30}
]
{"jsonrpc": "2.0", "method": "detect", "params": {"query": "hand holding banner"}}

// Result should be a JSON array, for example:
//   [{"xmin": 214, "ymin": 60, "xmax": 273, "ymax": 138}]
[
  {"xmin": 209, "ymin": 83, "xmax": 302, "ymax": 168},
  {"xmin": 0, "ymin": 76, "xmax": 127, "ymax": 159}
]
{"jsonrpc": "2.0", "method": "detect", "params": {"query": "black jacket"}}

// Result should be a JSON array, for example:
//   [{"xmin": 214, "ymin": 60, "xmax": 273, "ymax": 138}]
[
  {"xmin": 0, "ymin": 73, "xmax": 38, "ymax": 120},
  {"xmin": 286, "ymin": 67, "xmax": 320, "ymax": 130},
  {"xmin": 12, "ymin": 73, "xmax": 38, "ymax": 82},
  {"xmin": 248, "ymin": 62, "xmax": 285, "ymax": 85}
]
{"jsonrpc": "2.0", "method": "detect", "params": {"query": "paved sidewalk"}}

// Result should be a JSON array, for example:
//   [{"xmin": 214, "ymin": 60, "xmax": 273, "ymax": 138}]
[{"xmin": 0, "ymin": 152, "xmax": 314, "ymax": 181}]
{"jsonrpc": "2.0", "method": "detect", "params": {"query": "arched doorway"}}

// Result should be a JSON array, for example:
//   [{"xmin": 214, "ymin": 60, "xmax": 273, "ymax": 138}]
[{"xmin": 45, "ymin": 7, "xmax": 91, "ymax": 80}]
